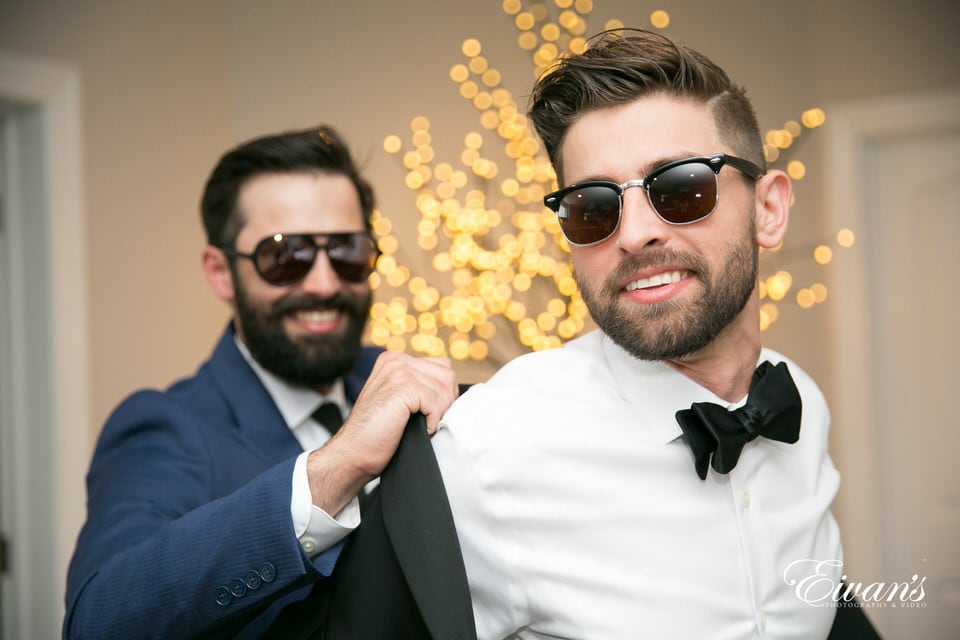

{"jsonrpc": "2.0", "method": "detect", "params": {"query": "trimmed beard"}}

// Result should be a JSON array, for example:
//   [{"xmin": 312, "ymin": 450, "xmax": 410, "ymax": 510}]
[
  {"xmin": 232, "ymin": 268, "xmax": 372, "ymax": 389},
  {"xmin": 579, "ymin": 221, "xmax": 758, "ymax": 361}
]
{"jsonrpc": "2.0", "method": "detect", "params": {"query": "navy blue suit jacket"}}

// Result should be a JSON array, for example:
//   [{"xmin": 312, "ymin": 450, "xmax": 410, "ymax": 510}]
[{"xmin": 64, "ymin": 326, "xmax": 381, "ymax": 639}]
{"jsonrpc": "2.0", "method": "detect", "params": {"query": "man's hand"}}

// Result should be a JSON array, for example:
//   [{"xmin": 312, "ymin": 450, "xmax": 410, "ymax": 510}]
[{"xmin": 306, "ymin": 352, "xmax": 457, "ymax": 514}]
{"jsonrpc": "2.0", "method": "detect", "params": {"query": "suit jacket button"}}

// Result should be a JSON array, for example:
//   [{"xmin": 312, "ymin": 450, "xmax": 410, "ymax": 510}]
[
  {"xmin": 228, "ymin": 578, "xmax": 247, "ymax": 598},
  {"xmin": 244, "ymin": 570, "xmax": 262, "ymax": 590},
  {"xmin": 214, "ymin": 586, "xmax": 232, "ymax": 606},
  {"xmin": 258, "ymin": 562, "xmax": 277, "ymax": 583}
]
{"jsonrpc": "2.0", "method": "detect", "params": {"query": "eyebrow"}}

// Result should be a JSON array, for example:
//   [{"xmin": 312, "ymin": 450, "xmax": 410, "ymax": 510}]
[{"xmin": 569, "ymin": 151, "xmax": 703, "ymax": 185}]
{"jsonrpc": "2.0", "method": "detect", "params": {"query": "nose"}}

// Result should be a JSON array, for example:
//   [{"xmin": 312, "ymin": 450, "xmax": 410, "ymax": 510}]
[
  {"xmin": 298, "ymin": 249, "xmax": 343, "ymax": 297},
  {"xmin": 615, "ymin": 186, "xmax": 671, "ymax": 253}
]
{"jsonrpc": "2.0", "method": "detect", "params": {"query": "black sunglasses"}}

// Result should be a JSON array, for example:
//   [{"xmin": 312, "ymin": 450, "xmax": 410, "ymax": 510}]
[
  {"xmin": 220, "ymin": 232, "xmax": 380, "ymax": 286},
  {"xmin": 543, "ymin": 153, "xmax": 765, "ymax": 247}
]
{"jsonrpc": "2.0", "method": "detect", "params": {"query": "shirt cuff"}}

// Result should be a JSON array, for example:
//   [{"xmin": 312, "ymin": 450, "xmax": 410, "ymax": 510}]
[{"xmin": 291, "ymin": 450, "xmax": 361, "ymax": 557}]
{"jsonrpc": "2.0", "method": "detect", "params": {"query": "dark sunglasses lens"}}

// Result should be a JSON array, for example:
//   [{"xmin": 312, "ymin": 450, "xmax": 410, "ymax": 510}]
[
  {"xmin": 557, "ymin": 185, "xmax": 621, "ymax": 245},
  {"xmin": 649, "ymin": 163, "xmax": 717, "ymax": 223},
  {"xmin": 254, "ymin": 234, "xmax": 316, "ymax": 285},
  {"xmin": 326, "ymin": 234, "xmax": 378, "ymax": 283}
]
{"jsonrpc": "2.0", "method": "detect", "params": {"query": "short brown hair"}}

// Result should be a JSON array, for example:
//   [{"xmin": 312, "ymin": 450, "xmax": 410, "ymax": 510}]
[
  {"xmin": 529, "ymin": 29, "xmax": 764, "ymax": 183},
  {"xmin": 200, "ymin": 125, "xmax": 375, "ymax": 248}
]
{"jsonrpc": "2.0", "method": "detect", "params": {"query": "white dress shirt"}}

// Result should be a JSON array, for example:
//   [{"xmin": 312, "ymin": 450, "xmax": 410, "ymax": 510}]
[
  {"xmin": 434, "ymin": 330, "xmax": 843, "ymax": 640},
  {"xmin": 234, "ymin": 337, "xmax": 360, "ymax": 557}
]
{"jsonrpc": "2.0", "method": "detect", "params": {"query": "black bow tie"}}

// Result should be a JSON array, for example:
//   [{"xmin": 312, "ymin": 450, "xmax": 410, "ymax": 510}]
[{"xmin": 675, "ymin": 361, "xmax": 802, "ymax": 480}]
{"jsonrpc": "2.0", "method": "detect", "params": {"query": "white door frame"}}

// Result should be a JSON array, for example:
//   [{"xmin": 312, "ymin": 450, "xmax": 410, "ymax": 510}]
[
  {"xmin": 824, "ymin": 88, "xmax": 960, "ymax": 584},
  {"xmin": 0, "ymin": 51, "xmax": 91, "ymax": 637}
]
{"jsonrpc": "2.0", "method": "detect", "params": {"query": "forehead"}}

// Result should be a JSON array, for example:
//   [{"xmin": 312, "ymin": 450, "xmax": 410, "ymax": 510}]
[
  {"xmin": 236, "ymin": 172, "xmax": 365, "ymax": 242},
  {"xmin": 560, "ymin": 95, "xmax": 721, "ymax": 184}
]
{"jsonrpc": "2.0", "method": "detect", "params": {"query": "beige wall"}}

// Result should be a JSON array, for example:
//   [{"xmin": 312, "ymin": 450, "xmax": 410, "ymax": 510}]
[{"xmin": 1, "ymin": 0, "xmax": 957, "ymax": 428}]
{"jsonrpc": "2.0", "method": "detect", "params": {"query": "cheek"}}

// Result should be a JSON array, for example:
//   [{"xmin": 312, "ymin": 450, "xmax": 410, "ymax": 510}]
[
  {"xmin": 569, "ymin": 247, "xmax": 609, "ymax": 290},
  {"xmin": 235, "ymin": 268, "xmax": 285, "ymax": 307}
]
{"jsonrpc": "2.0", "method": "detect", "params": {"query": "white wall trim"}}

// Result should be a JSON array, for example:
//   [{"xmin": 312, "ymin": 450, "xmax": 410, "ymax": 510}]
[
  {"xmin": 0, "ymin": 51, "xmax": 91, "ymax": 627},
  {"xmin": 824, "ymin": 89, "xmax": 960, "ymax": 582}
]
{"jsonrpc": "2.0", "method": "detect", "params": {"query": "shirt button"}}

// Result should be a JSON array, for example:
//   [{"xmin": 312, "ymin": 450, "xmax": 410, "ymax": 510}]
[
  {"xmin": 759, "ymin": 612, "xmax": 768, "ymax": 630},
  {"xmin": 244, "ymin": 570, "xmax": 262, "ymax": 590},
  {"xmin": 742, "ymin": 491, "xmax": 751, "ymax": 509},
  {"xmin": 214, "ymin": 586, "xmax": 232, "ymax": 606},
  {"xmin": 259, "ymin": 562, "xmax": 278, "ymax": 583},
  {"xmin": 300, "ymin": 536, "xmax": 318, "ymax": 555},
  {"xmin": 228, "ymin": 578, "xmax": 247, "ymax": 598}
]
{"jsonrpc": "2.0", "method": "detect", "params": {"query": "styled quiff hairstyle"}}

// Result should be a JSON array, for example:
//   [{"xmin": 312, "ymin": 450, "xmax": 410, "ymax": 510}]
[
  {"xmin": 200, "ymin": 125, "xmax": 375, "ymax": 248},
  {"xmin": 529, "ymin": 29, "xmax": 765, "ymax": 184}
]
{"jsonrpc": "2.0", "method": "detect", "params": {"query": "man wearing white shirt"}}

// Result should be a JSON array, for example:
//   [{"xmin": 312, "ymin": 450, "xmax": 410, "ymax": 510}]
[
  {"xmin": 64, "ymin": 126, "xmax": 457, "ymax": 639},
  {"xmin": 434, "ymin": 29, "xmax": 870, "ymax": 639}
]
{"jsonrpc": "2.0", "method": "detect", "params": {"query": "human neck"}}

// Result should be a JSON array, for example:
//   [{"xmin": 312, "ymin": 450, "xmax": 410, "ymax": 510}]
[{"xmin": 665, "ymin": 315, "xmax": 761, "ymax": 403}]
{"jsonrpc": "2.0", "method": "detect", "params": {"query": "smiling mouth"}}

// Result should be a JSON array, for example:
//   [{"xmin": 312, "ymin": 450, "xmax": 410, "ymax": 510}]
[
  {"xmin": 291, "ymin": 309, "xmax": 339, "ymax": 323},
  {"xmin": 624, "ymin": 270, "xmax": 693, "ymax": 291}
]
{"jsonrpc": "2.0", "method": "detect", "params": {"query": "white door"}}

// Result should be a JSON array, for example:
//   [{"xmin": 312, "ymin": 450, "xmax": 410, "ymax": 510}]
[
  {"xmin": 827, "ymin": 90, "xmax": 960, "ymax": 639},
  {"xmin": 0, "ymin": 54, "xmax": 90, "ymax": 640}
]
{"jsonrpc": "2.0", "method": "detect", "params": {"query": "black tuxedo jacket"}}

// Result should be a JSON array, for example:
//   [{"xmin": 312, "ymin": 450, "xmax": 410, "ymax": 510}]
[{"xmin": 263, "ymin": 411, "xmax": 477, "ymax": 640}]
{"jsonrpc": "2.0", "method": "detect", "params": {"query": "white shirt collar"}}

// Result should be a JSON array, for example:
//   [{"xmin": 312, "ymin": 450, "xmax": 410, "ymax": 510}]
[
  {"xmin": 598, "ymin": 332, "xmax": 766, "ymax": 445},
  {"xmin": 233, "ymin": 333, "xmax": 347, "ymax": 431}
]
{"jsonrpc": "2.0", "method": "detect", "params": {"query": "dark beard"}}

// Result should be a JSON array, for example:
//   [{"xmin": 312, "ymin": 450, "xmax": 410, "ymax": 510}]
[
  {"xmin": 579, "ymin": 231, "xmax": 757, "ymax": 361},
  {"xmin": 232, "ymin": 273, "xmax": 371, "ymax": 389}
]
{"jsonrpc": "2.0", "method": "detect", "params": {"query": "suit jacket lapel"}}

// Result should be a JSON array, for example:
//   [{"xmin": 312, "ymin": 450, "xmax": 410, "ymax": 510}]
[
  {"xmin": 207, "ymin": 326, "xmax": 303, "ymax": 460},
  {"xmin": 381, "ymin": 414, "xmax": 477, "ymax": 640}
]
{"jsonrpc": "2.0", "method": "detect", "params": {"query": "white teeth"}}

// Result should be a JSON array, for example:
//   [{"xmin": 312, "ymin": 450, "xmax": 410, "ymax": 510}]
[
  {"xmin": 625, "ymin": 270, "xmax": 690, "ymax": 291},
  {"xmin": 294, "ymin": 309, "xmax": 338, "ymax": 322}
]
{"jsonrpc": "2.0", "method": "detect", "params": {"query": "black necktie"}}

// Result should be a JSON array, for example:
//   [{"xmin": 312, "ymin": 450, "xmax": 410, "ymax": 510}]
[
  {"xmin": 312, "ymin": 402, "xmax": 344, "ymax": 436},
  {"xmin": 675, "ymin": 361, "xmax": 802, "ymax": 480}
]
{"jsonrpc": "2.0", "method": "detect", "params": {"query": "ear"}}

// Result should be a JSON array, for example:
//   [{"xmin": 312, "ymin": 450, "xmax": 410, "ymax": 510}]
[
  {"xmin": 202, "ymin": 246, "xmax": 236, "ymax": 303},
  {"xmin": 753, "ymin": 169, "xmax": 792, "ymax": 249}
]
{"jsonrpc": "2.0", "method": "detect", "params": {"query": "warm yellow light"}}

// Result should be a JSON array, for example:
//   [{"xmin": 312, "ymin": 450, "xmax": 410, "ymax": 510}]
[
  {"xmin": 432, "ymin": 253, "xmax": 452, "ymax": 272},
  {"xmin": 796, "ymin": 288, "xmax": 816, "ymax": 309},
  {"xmin": 801, "ymin": 108, "xmax": 826, "ymax": 128},
  {"xmin": 787, "ymin": 160, "xmax": 806, "ymax": 180},
  {"xmin": 473, "ymin": 92, "xmax": 493, "ymax": 110},
  {"xmin": 570, "ymin": 38, "xmax": 587, "ymax": 54},
  {"xmin": 460, "ymin": 81, "xmax": 479, "ymax": 99},
  {"xmin": 405, "ymin": 171, "xmax": 425, "ymax": 190},
  {"xmin": 518, "ymin": 31, "xmax": 538, "ymax": 50},
  {"xmin": 515, "ymin": 12, "xmax": 535, "ymax": 30},
  {"xmin": 411, "ymin": 116, "xmax": 430, "ymax": 132},
  {"xmin": 462, "ymin": 38, "xmax": 482, "ymax": 57},
  {"xmin": 383, "ymin": 135, "xmax": 402, "ymax": 154},
  {"xmin": 813, "ymin": 245, "xmax": 833, "ymax": 265},
  {"xmin": 650, "ymin": 10, "xmax": 670, "ymax": 29},
  {"xmin": 505, "ymin": 300, "xmax": 526, "ymax": 322},
  {"xmin": 811, "ymin": 283, "xmax": 828, "ymax": 303},
  {"xmin": 774, "ymin": 130, "xmax": 794, "ymax": 149},
  {"xmin": 502, "ymin": 0, "xmax": 522, "ymax": 14},
  {"xmin": 469, "ymin": 56, "xmax": 488, "ymax": 74},
  {"xmin": 541, "ymin": 23, "xmax": 561, "ymax": 42},
  {"xmin": 766, "ymin": 271, "xmax": 793, "ymax": 301},
  {"xmin": 378, "ymin": 235, "xmax": 398, "ymax": 255},
  {"xmin": 469, "ymin": 340, "xmax": 489, "ymax": 360},
  {"xmin": 784, "ymin": 120, "xmax": 802, "ymax": 137},
  {"xmin": 477, "ymin": 321, "xmax": 497, "ymax": 340},
  {"xmin": 555, "ymin": 0, "xmax": 574, "ymax": 9},
  {"xmin": 837, "ymin": 228, "xmax": 855, "ymax": 247},
  {"xmin": 764, "ymin": 144, "xmax": 780, "ymax": 163},
  {"xmin": 482, "ymin": 69, "xmax": 502, "ymax": 87},
  {"xmin": 574, "ymin": 0, "xmax": 594, "ymax": 13}
]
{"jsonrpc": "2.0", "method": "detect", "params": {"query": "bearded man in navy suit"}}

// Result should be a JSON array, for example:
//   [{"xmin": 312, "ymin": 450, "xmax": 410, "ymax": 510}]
[{"xmin": 64, "ymin": 125, "xmax": 458, "ymax": 639}]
